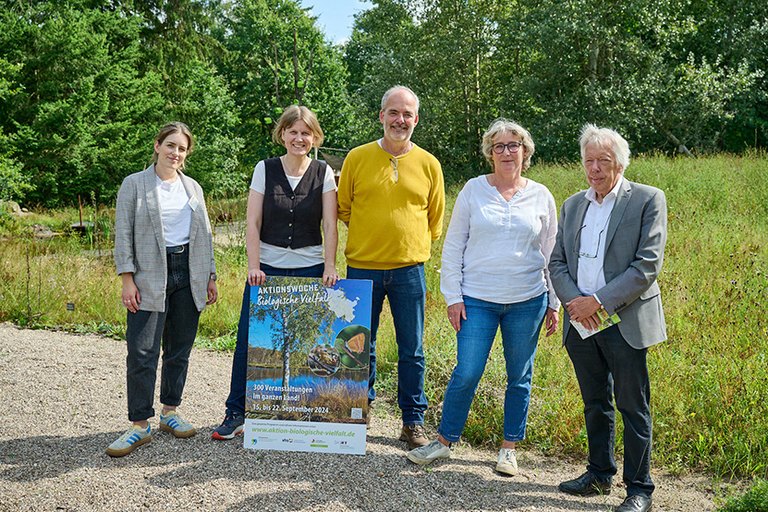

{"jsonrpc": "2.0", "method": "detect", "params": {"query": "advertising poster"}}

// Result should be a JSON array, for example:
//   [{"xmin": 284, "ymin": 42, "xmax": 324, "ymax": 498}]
[{"xmin": 243, "ymin": 276, "xmax": 372, "ymax": 455}]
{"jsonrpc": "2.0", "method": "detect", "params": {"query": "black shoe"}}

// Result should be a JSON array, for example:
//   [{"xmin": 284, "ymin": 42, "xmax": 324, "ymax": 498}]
[
  {"xmin": 558, "ymin": 471, "xmax": 612, "ymax": 496},
  {"xmin": 615, "ymin": 495, "xmax": 653, "ymax": 512}
]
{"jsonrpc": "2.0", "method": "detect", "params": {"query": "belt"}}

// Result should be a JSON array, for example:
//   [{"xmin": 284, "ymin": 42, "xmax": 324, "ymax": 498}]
[{"xmin": 165, "ymin": 244, "xmax": 188, "ymax": 254}]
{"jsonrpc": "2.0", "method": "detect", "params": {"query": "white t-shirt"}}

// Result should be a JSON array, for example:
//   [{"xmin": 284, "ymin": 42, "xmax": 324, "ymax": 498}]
[
  {"xmin": 249, "ymin": 159, "xmax": 336, "ymax": 268},
  {"xmin": 156, "ymin": 175, "xmax": 191, "ymax": 247},
  {"xmin": 440, "ymin": 175, "xmax": 560, "ymax": 309}
]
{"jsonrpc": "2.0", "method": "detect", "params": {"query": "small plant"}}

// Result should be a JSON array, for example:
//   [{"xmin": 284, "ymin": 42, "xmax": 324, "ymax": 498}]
[{"xmin": 718, "ymin": 479, "xmax": 768, "ymax": 512}]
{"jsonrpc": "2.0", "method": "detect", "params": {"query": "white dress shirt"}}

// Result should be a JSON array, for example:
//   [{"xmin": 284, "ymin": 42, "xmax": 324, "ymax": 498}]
[
  {"xmin": 440, "ymin": 175, "xmax": 560, "ymax": 310},
  {"xmin": 577, "ymin": 175, "xmax": 624, "ymax": 295}
]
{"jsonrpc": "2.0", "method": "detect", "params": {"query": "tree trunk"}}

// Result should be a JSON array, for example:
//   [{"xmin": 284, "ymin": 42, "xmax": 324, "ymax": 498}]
[
  {"xmin": 662, "ymin": 127, "xmax": 694, "ymax": 157},
  {"xmin": 293, "ymin": 28, "xmax": 300, "ymax": 103},
  {"xmin": 281, "ymin": 344, "xmax": 291, "ymax": 401},
  {"xmin": 589, "ymin": 39, "xmax": 599, "ymax": 82},
  {"xmin": 272, "ymin": 43, "xmax": 281, "ymax": 105}
]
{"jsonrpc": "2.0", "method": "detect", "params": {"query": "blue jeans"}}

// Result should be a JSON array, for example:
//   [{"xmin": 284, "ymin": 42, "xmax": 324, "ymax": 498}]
[
  {"xmin": 126, "ymin": 250, "xmax": 200, "ymax": 421},
  {"xmin": 565, "ymin": 324, "xmax": 654, "ymax": 497},
  {"xmin": 224, "ymin": 262, "xmax": 324, "ymax": 415},
  {"xmin": 346, "ymin": 264, "xmax": 427, "ymax": 425},
  {"xmin": 438, "ymin": 294, "xmax": 547, "ymax": 443}
]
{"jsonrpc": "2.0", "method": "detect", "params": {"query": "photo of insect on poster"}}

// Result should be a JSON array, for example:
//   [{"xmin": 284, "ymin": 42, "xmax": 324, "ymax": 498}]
[{"xmin": 243, "ymin": 276, "xmax": 372, "ymax": 455}]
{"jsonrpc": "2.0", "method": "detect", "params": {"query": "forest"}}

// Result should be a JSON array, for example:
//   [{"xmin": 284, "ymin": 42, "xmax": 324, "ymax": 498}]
[{"xmin": 1, "ymin": 0, "xmax": 766, "ymax": 206}]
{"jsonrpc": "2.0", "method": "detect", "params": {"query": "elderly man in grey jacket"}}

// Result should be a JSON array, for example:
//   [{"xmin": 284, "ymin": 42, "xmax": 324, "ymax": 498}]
[{"xmin": 549, "ymin": 124, "xmax": 667, "ymax": 512}]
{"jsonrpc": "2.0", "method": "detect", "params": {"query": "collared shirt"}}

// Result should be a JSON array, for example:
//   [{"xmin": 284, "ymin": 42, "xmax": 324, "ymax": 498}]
[
  {"xmin": 577, "ymin": 175, "xmax": 624, "ymax": 295},
  {"xmin": 156, "ymin": 175, "xmax": 191, "ymax": 247}
]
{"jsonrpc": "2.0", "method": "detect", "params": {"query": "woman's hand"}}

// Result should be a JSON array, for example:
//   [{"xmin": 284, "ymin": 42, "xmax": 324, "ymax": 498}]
[
  {"xmin": 247, "ymin": 267, "xmax": 266, "ymax": 287},
  {"xmin": 206, "ymin": 279, "xmax": 218, "ymax": 305},
  {"xmin": 322, "ymin": 266, "xmax": 339, "ymax": 287},
  {"xmin": 544, "ymin": 307, "xmax": 559, "ymax": 337},
  {"xmin": 121, "ymin": 274, "xmax": 141, "ymax": 314},
  {"xmin": 447, "ymin": 302, "xmax": 466, "ymax": 333}
]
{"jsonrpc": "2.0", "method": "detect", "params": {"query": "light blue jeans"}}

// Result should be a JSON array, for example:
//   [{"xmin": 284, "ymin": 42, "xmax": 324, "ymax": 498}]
[{"xmin": 438, "ymin": 293, "xmax": 547, "ymax": 443}]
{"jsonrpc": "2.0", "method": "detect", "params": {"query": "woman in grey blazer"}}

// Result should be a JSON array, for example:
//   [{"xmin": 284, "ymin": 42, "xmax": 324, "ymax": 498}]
[{"xmin": 108, "ymin": 122, "xmax": 218, "ymax": 457}]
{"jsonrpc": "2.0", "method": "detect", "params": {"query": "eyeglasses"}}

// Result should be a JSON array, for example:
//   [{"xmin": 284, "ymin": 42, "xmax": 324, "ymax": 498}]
[
  {"xmin": 492, "ymin": 142, "xmax": 524, "ymax": 154},
  {"xmin": 575, "ymin": 224, "xmax": 607, "ymax": 259},
  {"xmin": 390, "ymin": 157, "xmax": 398, "ymax": 183}
]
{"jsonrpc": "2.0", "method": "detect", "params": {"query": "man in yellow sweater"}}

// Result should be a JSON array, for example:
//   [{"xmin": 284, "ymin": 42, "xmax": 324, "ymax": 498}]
[{"xmin": 338, "ymin": 85, "xmax": 445, "ymax": 449}]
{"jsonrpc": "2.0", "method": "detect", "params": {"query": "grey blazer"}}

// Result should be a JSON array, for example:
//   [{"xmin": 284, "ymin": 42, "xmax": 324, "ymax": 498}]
[
  {"xmin": 549, "ymin": 178, "xmax": 667, "ymax": 349},
  {"xmin": 114, "ymin": 165, "xmax": 216, "ymax": 312}
]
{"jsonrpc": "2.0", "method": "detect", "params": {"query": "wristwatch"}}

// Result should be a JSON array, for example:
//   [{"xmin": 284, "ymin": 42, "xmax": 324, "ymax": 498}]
[{"xmin": 209, "ymin": 273, "xmax": 218, "ymax": 281}]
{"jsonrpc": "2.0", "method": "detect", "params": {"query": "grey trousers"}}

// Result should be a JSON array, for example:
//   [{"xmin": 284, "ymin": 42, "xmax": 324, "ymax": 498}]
[{"xmin": 125, "ymin": 251, "xmax": 201, "ymax": 422}]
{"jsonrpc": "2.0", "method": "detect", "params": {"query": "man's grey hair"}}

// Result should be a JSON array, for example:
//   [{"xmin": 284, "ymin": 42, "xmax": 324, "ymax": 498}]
[
  {"xmin": 380, "ymin": 85, "xmax": 420, "ymax": 114},
  {"xmin": 579, "ymin": 123, "xmax": 631, "ymax": 171}
]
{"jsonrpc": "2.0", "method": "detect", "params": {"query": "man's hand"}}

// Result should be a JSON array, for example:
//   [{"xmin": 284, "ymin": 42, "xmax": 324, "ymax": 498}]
[{"xmin": 566, "ymin": 296, "xmax": 602, "ymax": 330}]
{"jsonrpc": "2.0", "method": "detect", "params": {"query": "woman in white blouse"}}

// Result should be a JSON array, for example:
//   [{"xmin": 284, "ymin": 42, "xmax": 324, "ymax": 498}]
[
  {"xmin": 212, "ymin": 105, "xmax": 339, "ymax": 440},
  {"xmin": 406, "ymin": 118, "xmax": 559, "ymax": 475}
]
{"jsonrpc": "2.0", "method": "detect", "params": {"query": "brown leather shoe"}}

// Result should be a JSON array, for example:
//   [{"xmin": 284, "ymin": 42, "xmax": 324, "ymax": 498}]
[{"xmin": 399, "ymin": 424, "xmax": 429, "ymax": 449}]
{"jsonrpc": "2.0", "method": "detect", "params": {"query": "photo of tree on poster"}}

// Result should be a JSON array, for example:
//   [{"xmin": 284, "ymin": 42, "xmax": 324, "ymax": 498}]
[{"xmin": 245, "ymin": 277, "xmax": 372, "ymax": 426}]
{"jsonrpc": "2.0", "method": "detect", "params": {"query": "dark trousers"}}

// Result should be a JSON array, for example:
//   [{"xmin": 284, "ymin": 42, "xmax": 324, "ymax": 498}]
[
  {"xmin": 224, "ymin": 262, "xmax": 324, "ymax": 415},
  {"xmin": 565, "ymin": 324, "xmax": 655, "ymax": 497},
  {"xmin": 126, "ymin": 251, "xmax": 200, "ymax": 422}
]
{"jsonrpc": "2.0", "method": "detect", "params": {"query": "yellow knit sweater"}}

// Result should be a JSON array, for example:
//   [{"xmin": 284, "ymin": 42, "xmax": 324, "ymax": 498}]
[{"xmin": 338, "ymin": 141, "xmax": 445, "ymax": 269}]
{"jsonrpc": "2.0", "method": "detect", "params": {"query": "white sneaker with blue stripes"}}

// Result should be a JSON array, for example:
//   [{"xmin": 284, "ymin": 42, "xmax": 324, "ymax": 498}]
[
  {"xmin": 106, "ymin": 424, "xmax": 152, "ymax": 457},
  {"xmin": 159, "ymin": 410, "xmax": 197, "ymax": 438}
]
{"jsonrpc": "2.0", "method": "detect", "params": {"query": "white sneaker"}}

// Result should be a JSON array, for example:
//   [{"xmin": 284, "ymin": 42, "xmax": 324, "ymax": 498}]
[
  {"xmin": 159, "ymin": 410, "xmax": 196, "ymax": 438},
  {"xmin": 496, "ymin": 448, "xmax": 518, "ymax": 476},
  {"xmin": 106, "ymin": 424, "xmax": 152, "ymax": 457},
  {"xmin": 406, "ymin": 439, "xmax": 452, "ymax": 466}
]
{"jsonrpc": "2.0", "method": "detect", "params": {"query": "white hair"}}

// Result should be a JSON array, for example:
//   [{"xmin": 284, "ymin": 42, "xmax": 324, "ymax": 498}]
[
  {"xmin": 380, "ymin": 85, "xmax": 420, "ymax": 114},
  {"xmin": 579, "ymin": 123, "xmax": 631, "ymax": 170}
]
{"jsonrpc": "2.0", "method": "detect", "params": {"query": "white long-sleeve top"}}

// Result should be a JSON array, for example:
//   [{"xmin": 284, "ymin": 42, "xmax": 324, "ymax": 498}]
[{"xmin": 440, "ymin": 175, "xmax": 560, "ymax": 310}]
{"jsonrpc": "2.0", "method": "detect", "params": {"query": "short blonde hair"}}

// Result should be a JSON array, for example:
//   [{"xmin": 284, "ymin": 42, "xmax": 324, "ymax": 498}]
[
  {"xmin": 153, "ymin": 122, "xmax": 194, "ymax": 165},
  {"xmin": 481, "ymin": 118, "xmax": 535, "ymax": 170},
  {"xmin": 271, "ymin": 105, "xmax": 324, "ymax": 148}
]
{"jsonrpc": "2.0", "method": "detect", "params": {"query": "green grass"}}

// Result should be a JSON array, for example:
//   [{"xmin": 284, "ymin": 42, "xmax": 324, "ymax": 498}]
[
  {"xmin": 1, "ymin": 154, "xmax": 767, "ymax": 480},
  {"xmin": 718, "ymin": 479, "xmax": 768, "ymax": 511}
]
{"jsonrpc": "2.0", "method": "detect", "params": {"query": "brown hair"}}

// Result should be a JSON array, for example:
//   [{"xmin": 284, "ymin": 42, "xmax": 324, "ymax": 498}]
[
  {"xmin": 152, "ymin": 122, "xmax": 194, "ymax": 166},
  {"xmin": 271, "ymin": 105, "xmax": 324, "ymax": 148}
]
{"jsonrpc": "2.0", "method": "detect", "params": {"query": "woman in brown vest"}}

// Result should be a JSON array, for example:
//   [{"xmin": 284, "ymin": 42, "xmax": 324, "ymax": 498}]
[{"xmin": 212, "ymin": 106, "xmax": 338, "ymax": 440}]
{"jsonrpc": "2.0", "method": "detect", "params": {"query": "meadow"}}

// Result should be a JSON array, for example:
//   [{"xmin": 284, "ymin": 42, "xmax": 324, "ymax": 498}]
[{"xmin": 1, "ymin": 154, "xmax": 766, "ymax": 481}]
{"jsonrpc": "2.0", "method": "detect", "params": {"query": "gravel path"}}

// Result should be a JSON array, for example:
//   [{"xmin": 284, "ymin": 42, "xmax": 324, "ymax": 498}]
[{"xmin": 0, "ymin": 323, "xmax": 720, "ymax": 511}]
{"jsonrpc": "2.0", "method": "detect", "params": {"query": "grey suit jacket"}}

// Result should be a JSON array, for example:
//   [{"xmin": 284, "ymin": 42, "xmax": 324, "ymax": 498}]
[
  {"xmin": 114, "ymin": 165, "xmax": 216, "ymax": 312},
  {"xmin": 549, "ymin": 178, "xmax": 667, "ymax": 349}
]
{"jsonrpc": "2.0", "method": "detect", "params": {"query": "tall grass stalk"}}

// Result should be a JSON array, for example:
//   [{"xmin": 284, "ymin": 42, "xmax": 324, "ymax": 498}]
[{"xmin": 0, "ymin": 155, "xmax": 766, "ymax": 478}]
